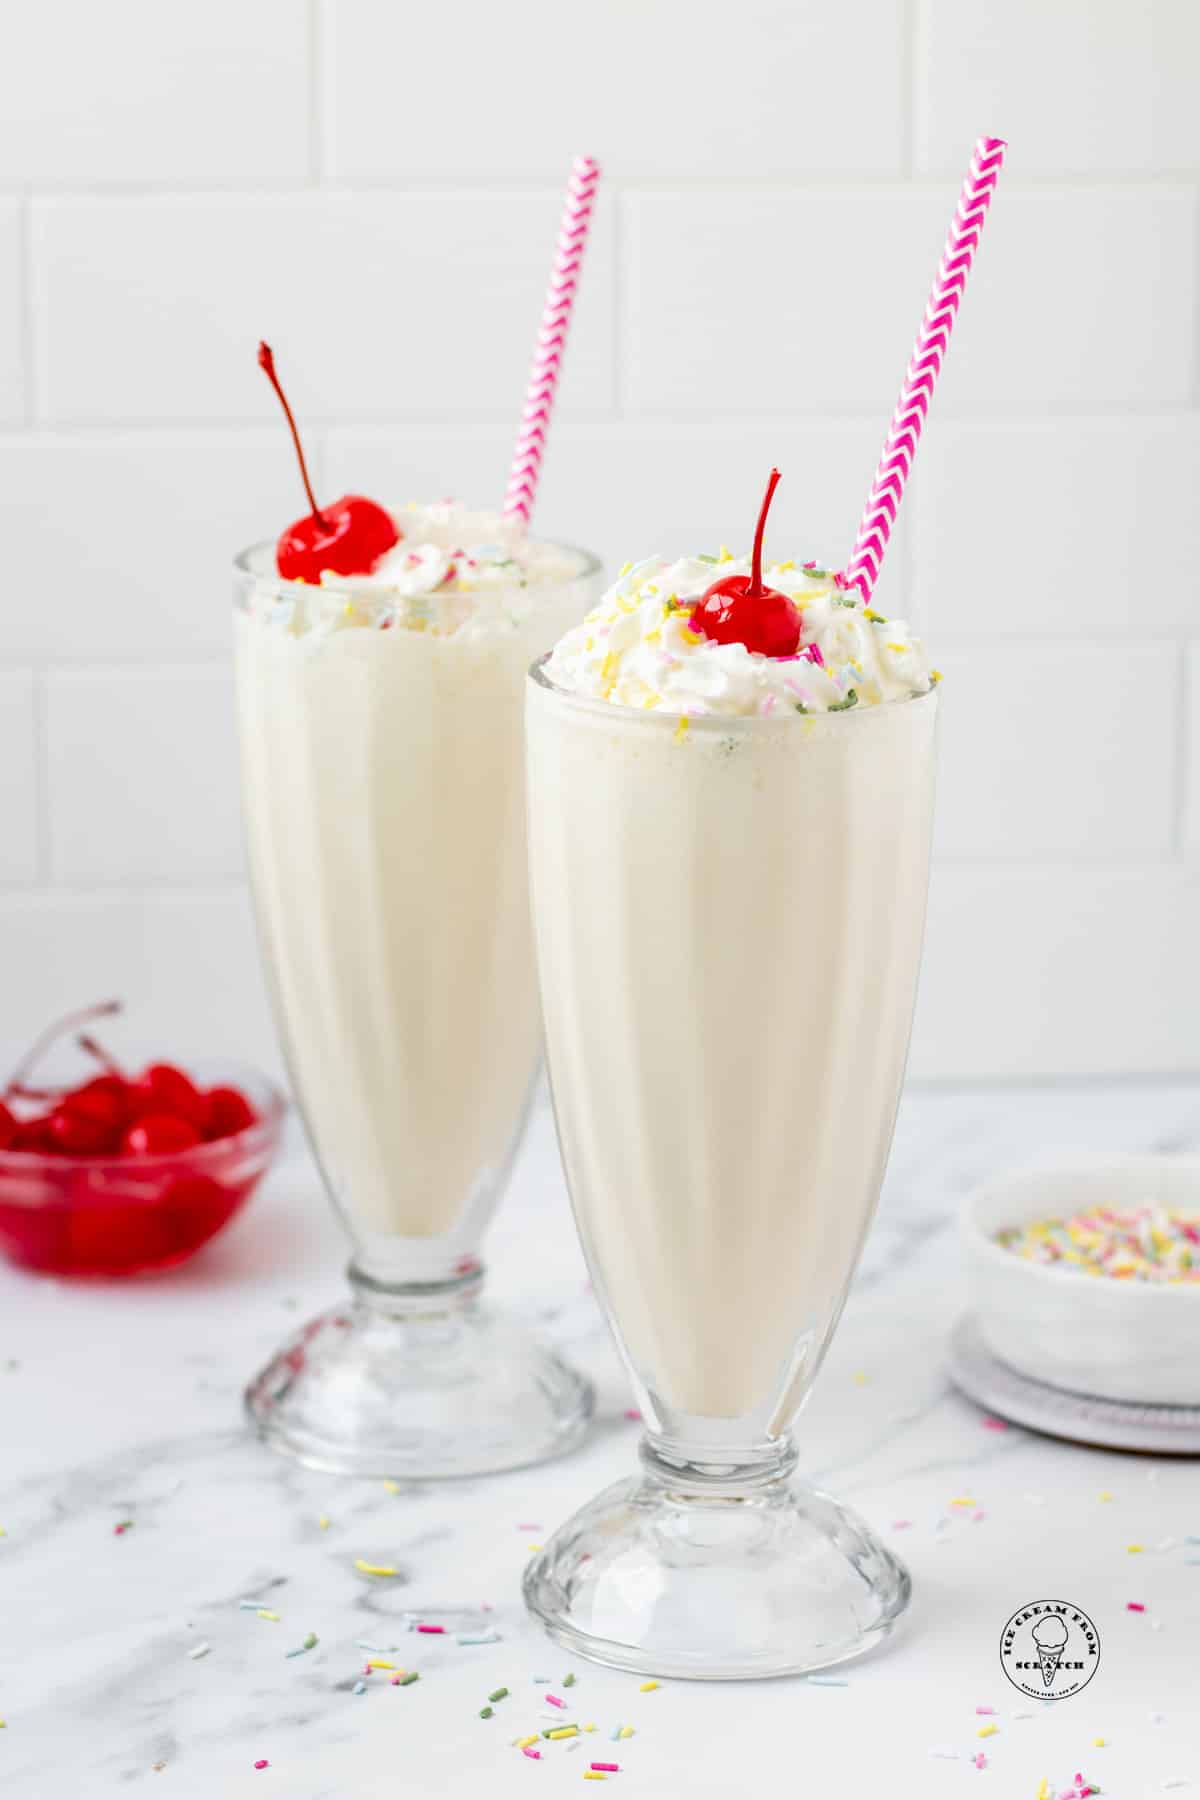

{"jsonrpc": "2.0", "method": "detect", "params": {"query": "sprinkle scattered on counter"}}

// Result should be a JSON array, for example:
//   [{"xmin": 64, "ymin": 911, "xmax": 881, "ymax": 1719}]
[
  {"xmin": 398, "ymin": 1671, "xmax": 419, "ymax": 1686},
  {"xmin": 997, "ymin": 1206, "xmax": 1200, "ymax": 1282},
  {"xmin": 352, "ymin": 1681, "xmax": 366, "ymax": 1696},
  {"xmin": 638, "ymin": 1681, "xmax": 659, "ymax": 1693},
  {"xmin": 977, "ymin": 1723, "xmax": 999, "ymax": 1739},
  {"xmin": 1127, "ymin": 1544, "xmax": 1145, "ymax": 1554},
  {"xmin": 355, "ymin": 1559, "xmax": 398, "ymax": 1577},
  {"xmin": 488, "ymin": 1687, "xmax": 510, "ymax": 1703},
  {"xmin": 254, "ymin": 1759, "xmax": 269, "ymax": 1770},
  {"xmin": 1127, "ymin": 1602, "xmax": 1146, "ymax": 1612},
  {"xmin": 114, "ymin": 1520, "xmax": 134, "ymax": 1535},
  {"xmin": 981, "ymin": 1416, "xmax": 1009, "ymax": 1431},
  {"xmin": 564, "ymin": 1672, "xmax": 577, "ymax": 1687},
  {"xmin": 187, "ymin": 1642, "xmax": 211, "ymax": 1660},
  {"xmin": 318, "ymin": 1515, "xmax": 330, "ymax": 1530},
  {"xmin": 417, "ymin": 1623, "xmax": 445, "ymax": 1634}
]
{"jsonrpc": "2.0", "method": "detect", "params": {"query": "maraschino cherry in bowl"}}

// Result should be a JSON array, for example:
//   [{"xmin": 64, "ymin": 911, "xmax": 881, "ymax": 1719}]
[{"xmin": 0, "ymin": 1004, "xmax": 285, "ymax": 1277}]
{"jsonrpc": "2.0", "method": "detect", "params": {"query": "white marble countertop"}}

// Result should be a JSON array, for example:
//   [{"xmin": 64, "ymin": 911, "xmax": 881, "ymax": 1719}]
[{"xmin": 3, "ymin": 1081, "xmax": 1200, "ymax": 1799}]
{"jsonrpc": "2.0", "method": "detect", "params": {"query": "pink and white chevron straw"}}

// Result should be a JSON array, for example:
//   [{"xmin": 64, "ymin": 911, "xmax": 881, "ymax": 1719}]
[
  {"xmin": 840, "ymin": 136, "xmax": 1006, "ymax": 604},
  {"xmin": 502, "ymin": 155, "xmax": 601, "ymax": 528}
]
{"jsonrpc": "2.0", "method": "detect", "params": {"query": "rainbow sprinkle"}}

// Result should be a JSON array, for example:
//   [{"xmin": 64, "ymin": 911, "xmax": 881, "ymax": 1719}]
[{"xmin": 997, "ymin": 1206, "xmax": 1200, "ymax": 1282}]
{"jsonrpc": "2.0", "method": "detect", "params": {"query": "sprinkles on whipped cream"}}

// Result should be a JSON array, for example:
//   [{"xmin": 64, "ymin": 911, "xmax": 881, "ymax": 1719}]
[
  {"xmin": 542, "ymin": 550, "xmax": 932, "ymax": 717},
  {"xmin": 997, "ymin": 1207, "xmax": 1200, "ymax": 1283}
]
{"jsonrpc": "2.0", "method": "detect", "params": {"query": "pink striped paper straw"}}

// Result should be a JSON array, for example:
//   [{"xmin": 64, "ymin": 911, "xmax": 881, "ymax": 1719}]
[
  {"xmin": 840, "ymin": 136, "xmax": 1006, "ymax": 604},
  {"xmin": 503, "ymin": 155, "xmax": 601, "ymax": 527}
]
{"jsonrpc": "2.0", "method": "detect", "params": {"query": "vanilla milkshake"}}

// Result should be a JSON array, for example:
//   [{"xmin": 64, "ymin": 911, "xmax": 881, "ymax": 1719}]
[
  {"xmin": 523, "ymin": 473, "xmax": 934, "ymax": 1675},
  {"xmin": 237, "ymin": 505, "xmax": 598, "ymax": 1261},
  {"xmin": 529, "ymin": 540, "xmax": 935, "ymax": 1424}
]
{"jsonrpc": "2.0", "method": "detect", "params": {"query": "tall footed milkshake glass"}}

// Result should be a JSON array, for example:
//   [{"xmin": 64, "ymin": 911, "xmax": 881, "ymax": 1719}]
[
  {"xmin": 234, "ymin": 510, "xmax": 602, "ymax": 1477},
  {"xmin": 522, "ymin": 525, "xmax": 938, "ymax": 1675}
]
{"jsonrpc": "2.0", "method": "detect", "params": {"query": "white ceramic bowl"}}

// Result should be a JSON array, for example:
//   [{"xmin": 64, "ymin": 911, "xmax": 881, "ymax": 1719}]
[{"xmin": 963, "ymin": 1157, "xmax": 1200, "ymax": 1406}]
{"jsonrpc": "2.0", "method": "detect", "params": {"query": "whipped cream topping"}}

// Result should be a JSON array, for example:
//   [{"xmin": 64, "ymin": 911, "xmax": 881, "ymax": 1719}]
[
  {"xmin": 250, "ymin": 503, "xmax": 585, "ymax": 642},
  {"xmin": 544, "ymin": 552, "xmax": 934, "ymax": 716}
]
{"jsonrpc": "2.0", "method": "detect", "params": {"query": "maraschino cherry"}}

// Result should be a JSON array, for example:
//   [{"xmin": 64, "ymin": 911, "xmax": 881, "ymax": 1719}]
[
  {"xmin": 122, "ymin": 1115, "xmax": 202, "ymax": 1157},
  {"xmin": 0, "ymin": 1002, "xmax": 260, "ymax": 1159},
  {"xmin": 689, "ymin": 467, "xmax": 803, "ymax": 658},
  {"xmin": 258, "ymin": 342, "xmax": 400, "ymax": 584}
]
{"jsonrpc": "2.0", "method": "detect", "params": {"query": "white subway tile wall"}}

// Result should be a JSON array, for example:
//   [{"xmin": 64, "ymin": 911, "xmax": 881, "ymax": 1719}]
[{"xmin": 0, "ymin": 0, "xmax": 1195, "ymax": 1078}]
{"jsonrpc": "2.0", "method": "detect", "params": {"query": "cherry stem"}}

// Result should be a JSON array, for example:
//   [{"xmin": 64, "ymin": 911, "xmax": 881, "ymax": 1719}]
[
  {"xmin": 257, "ymin": 341, "xmax": 327, "ymax": 528},
  {"xmin": 4, "ymin": 1000, "xmax": 122, "ymax": 1100},
  {"xmin": 749, "ymin": 467, "xmax": 782, "ymax": 597},
  {"xmin": 77, "ymin": 1033, "xmax": 127, "ymax": 1079}
]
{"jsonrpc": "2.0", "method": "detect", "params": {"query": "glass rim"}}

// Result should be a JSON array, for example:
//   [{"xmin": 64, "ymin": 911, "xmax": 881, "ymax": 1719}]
[
  {"xmin": 233, "ymin": 535, "xmax": 604, "ymax": 598},
  {"xmin": 528, "ymin": 655, "xmax": 939, "ymax": 731}
]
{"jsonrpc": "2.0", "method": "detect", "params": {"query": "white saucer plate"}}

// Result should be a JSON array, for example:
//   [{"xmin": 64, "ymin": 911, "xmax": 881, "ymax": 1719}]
[{"xmin": 948, "ymin": 1316, "xmax": 1200, "ymax": 1455}]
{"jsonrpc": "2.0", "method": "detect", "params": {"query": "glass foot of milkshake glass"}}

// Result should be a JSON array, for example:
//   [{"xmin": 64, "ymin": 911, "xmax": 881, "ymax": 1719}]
[
  {"xmin": 235, "ymin": 508, "xmax": 602, "ymax": 1478},
  {"xmin": 523, "ymin": 540, "xmax": 936, "ymax": 1674}
]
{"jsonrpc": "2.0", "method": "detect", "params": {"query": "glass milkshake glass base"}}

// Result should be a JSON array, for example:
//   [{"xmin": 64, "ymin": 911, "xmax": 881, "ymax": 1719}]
[
  {"xmin": 245, "ymin": 1263, "xmax": 594, "ymax": 1479},
  {"xmin": 523, "ymin": 1439, "xmax": 910, "ymax": 1680}
]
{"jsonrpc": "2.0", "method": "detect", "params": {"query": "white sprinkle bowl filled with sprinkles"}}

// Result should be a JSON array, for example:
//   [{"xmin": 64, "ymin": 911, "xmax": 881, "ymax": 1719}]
[{"xmin": 963, "ymin": 1158, "xmax": 1200, "ymax": 1406}]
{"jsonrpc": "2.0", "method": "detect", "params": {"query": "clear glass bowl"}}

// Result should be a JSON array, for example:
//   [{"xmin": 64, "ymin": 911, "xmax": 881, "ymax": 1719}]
[{"xmin": 0, "ymin": 1064, "xmax": 285, "ymax": 1277}]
